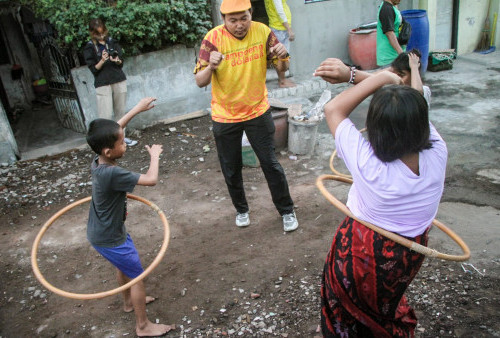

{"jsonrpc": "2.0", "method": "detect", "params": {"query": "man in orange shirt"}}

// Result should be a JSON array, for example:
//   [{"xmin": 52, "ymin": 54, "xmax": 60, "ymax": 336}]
[{"xmin": 194, "ymin": 0, "xmax": 298, "ymax": 232}]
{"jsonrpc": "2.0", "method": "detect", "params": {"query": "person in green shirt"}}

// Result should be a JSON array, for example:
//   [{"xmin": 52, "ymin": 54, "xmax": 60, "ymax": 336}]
[{"xmin": 377, "ymin": 0, "xmax": 406, "ymax": 67}]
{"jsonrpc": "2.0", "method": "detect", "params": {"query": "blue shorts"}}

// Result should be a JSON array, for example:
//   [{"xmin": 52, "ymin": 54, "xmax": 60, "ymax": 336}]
[
  {"xmin": 271, "ymin": 28, "xmax": 290, "ymax": 51},
  {"xmin": 92, "ymin": 234, "xmax": 144, "ymax": 279}
]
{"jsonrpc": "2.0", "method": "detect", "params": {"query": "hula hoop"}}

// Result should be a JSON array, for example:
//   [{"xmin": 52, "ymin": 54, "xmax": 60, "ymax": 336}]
[
  {"xmin": 31, "ymin": 194, "xmax": 170, "ymax": 300},
  {"xmin": 321, "ymin": 139, "xmax": 470, "ymax": 261},
  {"xmin": 328, "ymin": 128, "xmax": 367, "ymax": 179}
]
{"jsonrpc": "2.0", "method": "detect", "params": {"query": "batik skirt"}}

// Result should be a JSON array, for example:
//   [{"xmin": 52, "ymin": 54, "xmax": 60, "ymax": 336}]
[{"xmin": 321, "ymin": 216, "xmax": 428, "ymax": 338}]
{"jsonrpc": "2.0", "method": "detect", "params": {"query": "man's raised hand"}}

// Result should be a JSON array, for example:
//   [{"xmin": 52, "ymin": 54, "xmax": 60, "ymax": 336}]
[{"xmin": 209, "ymin": 51, "xmax": 224, "ymax": 71}]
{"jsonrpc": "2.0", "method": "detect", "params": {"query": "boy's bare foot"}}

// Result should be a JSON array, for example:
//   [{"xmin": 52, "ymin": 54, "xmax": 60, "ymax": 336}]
[
  {"xmin": 279, "ymin": 79, "xmax": 296, "ymax": 88},
  {"xmin": 136, "ymin": 323, "xmax": 175, "ymax": 337},
  {"xmin": 124, "ymin": 296, "xmax": 156, "ymax": 313}
]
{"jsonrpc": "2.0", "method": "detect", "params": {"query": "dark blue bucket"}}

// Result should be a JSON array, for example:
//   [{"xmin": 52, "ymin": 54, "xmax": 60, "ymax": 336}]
[{"xmin": 402, "ymin": 9, "xmax": 429, "ymax": 73}]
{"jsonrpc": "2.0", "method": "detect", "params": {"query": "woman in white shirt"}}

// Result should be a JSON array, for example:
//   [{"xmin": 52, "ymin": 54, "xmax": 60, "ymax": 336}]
[{"xmin": 313, "ymin": 65, "xmax": 447, "ymax": 337}]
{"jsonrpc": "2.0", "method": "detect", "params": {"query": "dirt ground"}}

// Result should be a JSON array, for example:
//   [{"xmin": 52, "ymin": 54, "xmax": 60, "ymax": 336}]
[{"xmin": 1, "ymin": 115, "xmax": 499, "ymax": 337}]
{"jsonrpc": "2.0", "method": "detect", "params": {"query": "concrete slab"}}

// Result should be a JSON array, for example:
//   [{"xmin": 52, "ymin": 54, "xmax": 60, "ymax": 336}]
[
  {"xmin": 432, "ymin": 202, "xmax": 500, "ymax": 267},
  {"xmin": 20, "ymin": 136, "xmax": 87, "ymax": 161},
  {"xmin": 14, "ymin": 104, "xmax": 86, "ymax": 161}
]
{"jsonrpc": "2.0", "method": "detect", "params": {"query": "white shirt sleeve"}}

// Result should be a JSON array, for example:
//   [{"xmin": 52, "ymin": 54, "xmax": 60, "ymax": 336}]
[
  {"xmin": 334, "ymin": 118, "xmax": 373, "ymax": 176},
  {"xmin": 428, "ymin": 122, "xmax": 448, "ymax": 163},
  {"xmin": 272, "ymin": 0, "xmax": 288, "ymax": 24},
  {"xmin": 423, "ymin": 85, "xmax": 431, "ymax": 106}
]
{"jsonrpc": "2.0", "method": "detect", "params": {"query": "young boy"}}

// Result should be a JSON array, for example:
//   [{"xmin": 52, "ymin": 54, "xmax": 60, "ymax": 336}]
[{"xmin": 86, "ymin": 97, "xmax": 174, "ymax": 337}]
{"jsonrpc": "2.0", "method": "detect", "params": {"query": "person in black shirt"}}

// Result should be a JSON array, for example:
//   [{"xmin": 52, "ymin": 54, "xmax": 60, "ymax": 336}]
[
  {"xmin": 83, "ymin": 18, "xmax": 137, "ymax": 146},
  {"xmin": 376, "ymin": 0, "xmax": 405, "ymax": 67}
]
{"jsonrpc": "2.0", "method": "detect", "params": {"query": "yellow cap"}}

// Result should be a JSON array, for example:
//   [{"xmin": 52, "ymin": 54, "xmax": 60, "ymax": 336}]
[{"xmin": 220, "ymin": 0, "xmax": 251, "ymax": 14}]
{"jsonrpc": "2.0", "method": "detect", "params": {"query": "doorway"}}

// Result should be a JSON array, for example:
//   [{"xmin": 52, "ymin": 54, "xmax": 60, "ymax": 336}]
[{"xmin": 0, "ymin": 7, "xmax": 86, "ymax": 161}]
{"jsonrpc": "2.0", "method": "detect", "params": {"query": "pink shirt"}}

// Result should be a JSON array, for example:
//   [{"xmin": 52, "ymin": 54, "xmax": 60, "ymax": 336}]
[{"xmin": 335, "ymin": 118, "xmax": 447, "ymax": 237}]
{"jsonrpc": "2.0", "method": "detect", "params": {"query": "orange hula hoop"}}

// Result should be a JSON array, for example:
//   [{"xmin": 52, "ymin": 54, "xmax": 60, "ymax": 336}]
[
  {"xmin": 320, "ymin": 138, "xmax": 470, "ymax": 262},
  {"xmin": 31, "ymin": 194, "xmax": 170, "ymax": 300}
]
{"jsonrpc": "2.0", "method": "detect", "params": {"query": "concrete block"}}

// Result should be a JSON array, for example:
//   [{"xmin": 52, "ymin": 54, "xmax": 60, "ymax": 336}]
[
  {"xmin": 0, "ymin": 141, "xmax": 17, "ymax": 165},
  {"xmin": 303, "ymin": 81, "xmax": 313, "ymax": 93}
]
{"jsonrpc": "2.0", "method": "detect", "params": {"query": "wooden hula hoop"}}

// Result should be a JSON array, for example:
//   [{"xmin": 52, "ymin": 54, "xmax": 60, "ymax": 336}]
[
  {"xmin": 31, "ymin": 194, "xmax": 170, "ymax": 300},
  {"xmin": 321, "ymin": 139, "xmax": 470, "ymax": 261}
]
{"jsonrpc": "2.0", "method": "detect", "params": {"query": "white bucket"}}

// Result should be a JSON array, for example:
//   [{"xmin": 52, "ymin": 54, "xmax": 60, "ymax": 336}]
[{"xmin": 287, "ymin": 118, "xmax": 320, "ymax": 155}]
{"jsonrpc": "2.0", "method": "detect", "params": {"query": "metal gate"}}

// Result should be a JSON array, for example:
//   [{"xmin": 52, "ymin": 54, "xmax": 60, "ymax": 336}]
[{"xmin": 35, "ymin": 36, "xmax": 87, "ymax": 133}]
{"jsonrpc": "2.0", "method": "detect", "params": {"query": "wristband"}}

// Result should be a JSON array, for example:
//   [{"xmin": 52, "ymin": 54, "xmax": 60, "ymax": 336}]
[
  {"xmin": 348, "ymin": 66, "xmax": 356, "ymax": 84},
  {"xmin": 278, "ymin": 53, "xmax": 290, "ymax": 61}
]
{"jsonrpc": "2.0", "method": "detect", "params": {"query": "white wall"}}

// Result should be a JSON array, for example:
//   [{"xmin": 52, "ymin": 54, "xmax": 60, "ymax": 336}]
[
  {"xmin": 457, "ymin": 0, "xmax": 491, "ymax": 54},
  {"xmin": 0, "ymin": 101, "xmax": 18, "ymax": 164},
  {"xmin": 287, "ymin": 1, "xmax": 381, "ymax": 76},
  {"xmin": 434, "ymin": 0, "xmax": 454, "ymax": 50}
]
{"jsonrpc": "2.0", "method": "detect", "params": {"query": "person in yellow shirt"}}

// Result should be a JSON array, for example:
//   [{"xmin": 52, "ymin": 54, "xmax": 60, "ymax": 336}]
[
  {"xmin": 264, "ymin": 0, "xmax": 296, "ymax": 88},
  {"xmin": 194, "ymin": 0, "xmax": 298, "ymax": 232}
]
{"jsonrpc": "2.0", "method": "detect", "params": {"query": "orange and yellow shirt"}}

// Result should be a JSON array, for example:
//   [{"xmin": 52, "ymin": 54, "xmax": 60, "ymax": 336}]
[{"xmin": 194, "ymin": 22, "xmax": 285, "ymax": 123}]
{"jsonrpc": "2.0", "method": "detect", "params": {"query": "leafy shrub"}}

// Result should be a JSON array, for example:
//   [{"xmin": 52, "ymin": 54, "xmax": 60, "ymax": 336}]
[{"xmin": 21, "ymin": 0, "xmax": 212, "ymax": 55}]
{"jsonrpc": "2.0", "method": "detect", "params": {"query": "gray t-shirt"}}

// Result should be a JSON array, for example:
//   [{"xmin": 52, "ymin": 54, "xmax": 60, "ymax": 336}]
[{"xmin": 87, "ymin": 156, "xmax": 140, "ymax": 247}]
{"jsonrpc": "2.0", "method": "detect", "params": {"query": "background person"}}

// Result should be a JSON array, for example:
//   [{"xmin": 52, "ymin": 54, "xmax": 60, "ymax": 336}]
[
  {"xmin": 264, "ymin": 0, "xmax": 296, "ymax": 88},
  {"xmin": 377, "ymin": 0, "xmax": 405, "ymax": 67},
  {"xmin": 193, "ymin": 0, "xmax": 298, "ymax": 232},
  {"xmin": 390, "ymin": 50, "xmax": 430, "ymax": 104},
  {"xmin": 83, "ymin": 18, "xmax": 137, "ymax": 146},
  {"xmin": 313, "ymin": 67, "xmax": 447, "ymax": 335}
]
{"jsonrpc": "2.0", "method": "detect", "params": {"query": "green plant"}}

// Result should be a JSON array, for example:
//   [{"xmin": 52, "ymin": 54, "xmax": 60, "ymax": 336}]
[{"xmin": 21, "ymin": 0, "xmax": 212, "ymax": 56}]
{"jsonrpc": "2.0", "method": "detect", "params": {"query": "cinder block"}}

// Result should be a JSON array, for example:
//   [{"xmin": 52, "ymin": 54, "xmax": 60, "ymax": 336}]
[{"xmin": 303, "ymin": 81, "xmax": 313, "ymax": 92}]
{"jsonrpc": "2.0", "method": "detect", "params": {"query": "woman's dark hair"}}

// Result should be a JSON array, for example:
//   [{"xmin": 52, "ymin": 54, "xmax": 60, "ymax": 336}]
[
  {"xmin": 391, "ymin": 48, "xmax": 422, "ymax": 74},
  {"xmin": 88, "ymin": 18, "xmax": 108, "ymax": 41},
  {"xmin": 366, "ymin": 85, "xmax": 432, "ymax": 162},
  {"xmin": 86, "ymin": 119, "xmax": 121, "ymax": 155}
]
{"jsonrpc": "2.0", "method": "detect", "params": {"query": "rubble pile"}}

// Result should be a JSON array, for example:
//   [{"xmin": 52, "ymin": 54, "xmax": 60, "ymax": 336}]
[
  {"xmin": 0, "ymin": 152, "xmax": 93, "ymax": 214},
  {"xmin": 0, "ymin": 120, "xmax": 214, "ymax": 216},
  {"xmin": 176, "ymin": 274, "xmax": 322, "ymax": 337}
]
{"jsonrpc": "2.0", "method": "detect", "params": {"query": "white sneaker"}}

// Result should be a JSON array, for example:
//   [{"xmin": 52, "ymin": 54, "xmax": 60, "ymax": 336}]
[
  {"xmin": 124, "ymin": 137, "xmax": 138, "ymax": 146},
  {"xmin": 236, "ymin": 212, "xmax": 250, "ymax": 227},
  {"xmin": 282, "ymin": 211, "xmax": 298, "ymax": 232}
]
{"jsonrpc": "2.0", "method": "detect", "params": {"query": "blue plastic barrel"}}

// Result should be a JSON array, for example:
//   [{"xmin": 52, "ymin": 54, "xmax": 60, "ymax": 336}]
[{"xmin": 402, "ymin": 9, "xmax": 429, "ymax": 73}]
